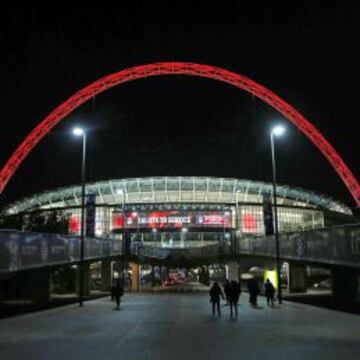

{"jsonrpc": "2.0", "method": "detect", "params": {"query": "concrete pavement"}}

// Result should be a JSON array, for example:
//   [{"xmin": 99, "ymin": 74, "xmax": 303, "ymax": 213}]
[{"xmin": 0, "ymin": 293, "xmax": 359, "ymax": 360}]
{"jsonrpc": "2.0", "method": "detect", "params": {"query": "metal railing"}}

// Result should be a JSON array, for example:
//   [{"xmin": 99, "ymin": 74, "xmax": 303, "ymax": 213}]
[
  {"xmin": 0, "ymin": 230, "xmax": 122, "ymax": 273},
  {"xmin": 238, "ymin": 223, "xmax": 360, "ymax": 268},
  {"xmin": 1, "ymin": 223, "xmax": 359, "ymax": 273}
]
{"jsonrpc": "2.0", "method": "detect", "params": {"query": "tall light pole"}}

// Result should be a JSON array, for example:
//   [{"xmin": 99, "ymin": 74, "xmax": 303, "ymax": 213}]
[
  {"xmin": 73, "ymin": 127, "xmax": 87, "ymax": 307},
  {"xmin": 270, "ymin": 125, "xmax": 285, "ymax": 304}
]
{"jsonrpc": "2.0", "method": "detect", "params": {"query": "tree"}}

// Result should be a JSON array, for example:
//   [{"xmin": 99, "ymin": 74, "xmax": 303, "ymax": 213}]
[
  {"xmin": 44, "ymin": 211, "xmax": 69, "ymax": 234},
  {"xmin": 24, "ymin": 211, "xmax": 46, "ymax": 232},
  {"xmin": 0, "ymin": 210, "xmax": 70, "ymax": 235},
  {"xmin": 0, "ymin": 214, "xmax": 24, "ymax": 231}
]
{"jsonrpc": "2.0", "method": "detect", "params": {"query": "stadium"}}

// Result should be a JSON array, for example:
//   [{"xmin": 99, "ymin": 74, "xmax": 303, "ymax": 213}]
[
  {"xmin": 3, "ymin": 176, "xmax": 354, "ymax": 244},
  {"xmin": 1, "ymin": 176, "xmax": 358, "ymax": 292}
]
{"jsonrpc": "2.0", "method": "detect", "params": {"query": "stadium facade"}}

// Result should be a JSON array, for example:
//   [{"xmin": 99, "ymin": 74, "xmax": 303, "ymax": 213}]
[{"xmin": 3, "ymin": 177, "xmax": 354, "ymax": 249}]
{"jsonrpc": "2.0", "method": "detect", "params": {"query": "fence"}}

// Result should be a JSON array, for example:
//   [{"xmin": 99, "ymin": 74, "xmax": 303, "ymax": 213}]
[
  {"xmin": 0, "ymin": 230, "xmax": 122, "ymax": 273},
  {"xmin": 238, "ymin": 223, "xmax": 360, "ymax": 268}
]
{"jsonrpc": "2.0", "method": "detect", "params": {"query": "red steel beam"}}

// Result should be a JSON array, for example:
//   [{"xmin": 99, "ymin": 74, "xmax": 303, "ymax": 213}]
[{"xmin": 0, "ymin": 62, "xmax": 359, "ymax": 206}]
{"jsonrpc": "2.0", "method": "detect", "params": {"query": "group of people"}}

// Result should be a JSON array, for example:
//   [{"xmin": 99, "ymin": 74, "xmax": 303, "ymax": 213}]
[
  {"xmin": 209, "ymin": 280, "xmax": 241, "ymax": 316},
  {"xmin": 209, "ymin": 278, "xmax": 276, "ymax": 316},
  {"xmin": 246, "ymin": 278, "xmax": 275, "ymax": 307},
  {"xmin": 111, "ymin": 276, "xmax": 275, "ymax": 313}
]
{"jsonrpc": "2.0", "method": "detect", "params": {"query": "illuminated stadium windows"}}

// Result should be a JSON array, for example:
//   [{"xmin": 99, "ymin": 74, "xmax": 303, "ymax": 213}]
[{"xmin": 2, "ymin": 178, "xmax": 352, "ymax": 243}]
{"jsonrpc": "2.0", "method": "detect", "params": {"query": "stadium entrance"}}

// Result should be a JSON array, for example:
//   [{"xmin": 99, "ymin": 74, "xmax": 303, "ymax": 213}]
[{"xmin": 112, "ymin": 207, "xmax": 234, "ymax": 249}]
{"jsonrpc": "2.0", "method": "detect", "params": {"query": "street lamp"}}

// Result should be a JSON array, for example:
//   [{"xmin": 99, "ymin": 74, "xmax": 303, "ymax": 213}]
[
  {"xmin": 270, "ymin": 125, "xmax": 285, "ymax": 304},
  {"xmin": 73, "ymin": 127, "xmax": 86, "ymax": 307}
]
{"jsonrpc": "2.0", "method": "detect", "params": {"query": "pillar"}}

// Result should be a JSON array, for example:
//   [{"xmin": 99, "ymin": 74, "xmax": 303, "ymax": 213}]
[
  {"xmin": 288, "ymin": 264, "xmax": 307, "ymax": 293},
  {"xmin": 100, "ymin": 259, "xmax": 112, "ymax": 291},
  {"xmin": 180, "ymin": 232, "xmax": 185, "ymax": 248},
  {"xmin": 76, "ymin": 262, "xmax": 90, "ymax": 296},
  {"xmin": 151, "ymin": 265, "xmax": 155, "ymax": 287},
  {"xmin": 227, "ymin": 261, "xmax": 239, "ymax": 282},
  {"xmin": 31, "ymin": 269, "xmax": 51, "ymax": 302},
  {"xmin": 129, "ymin": 262, "xmax": 140, "ymax": 291},
  {"xmin": 332, "ymin": 267, "xmax": 359, "ymax": 301}
]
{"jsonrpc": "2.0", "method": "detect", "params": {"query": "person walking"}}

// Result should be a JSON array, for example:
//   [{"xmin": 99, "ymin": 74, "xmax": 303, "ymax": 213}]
[
  {"xmin": 223, "ymin": 279, "xmax": 231, "ymax": 305},
  {"xmin": 112, "ymin": 280, "xmax": 124, "ymax": 310},
  {"xmin": 264, "ymin": 279, "xmax": 275, "ymax": 307},
  {"xmin": 229, "ymin": 280, "xmax": 241, "ymax": 316},
  {"xmin": 209, "ymin": 282, "xmax": 225, "ymax": 316},
  {"xmin": 128, "ymin": 271, "xmax": 133, "ymax": 291},
  {"xmin": 247, "ymin": 278, "xmax": 260, "ymax": 307}
]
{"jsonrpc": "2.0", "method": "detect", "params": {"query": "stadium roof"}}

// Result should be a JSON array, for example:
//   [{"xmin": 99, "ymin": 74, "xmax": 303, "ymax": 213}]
[{"xmin": 3, "ymin": 177, "xmax": 352, "ymax": 215}]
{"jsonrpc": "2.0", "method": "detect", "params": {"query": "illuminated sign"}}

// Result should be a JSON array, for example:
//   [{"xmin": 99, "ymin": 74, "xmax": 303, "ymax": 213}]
[
  {"xmin": 69, "ymin": 215, "xmax": 80, "ymax": 234},
  {"xmin": 112, "ymin": 210, "xmax": 232, "ymax": 230},
  {"xmin": 196, "ymin": 214, "xmax": 227, "ymax": 225},
  {"xmin": 112, "ymin": 212, "xmax": 125, "ymax": 229},
  {"xmin": 242, "ymin": 213, "xmax": 259, "ymax": 233}
]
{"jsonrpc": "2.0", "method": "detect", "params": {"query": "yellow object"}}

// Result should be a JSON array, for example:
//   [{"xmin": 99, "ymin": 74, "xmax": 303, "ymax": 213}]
[{"xmin": 264, "ymin": 269, "xmax": 278, "ymax": 289}]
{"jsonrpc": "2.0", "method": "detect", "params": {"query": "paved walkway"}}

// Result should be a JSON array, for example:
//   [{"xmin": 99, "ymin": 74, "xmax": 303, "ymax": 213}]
[{"xmin": 0, "ymin": 294, "xmax": 359, "ymax": 360}]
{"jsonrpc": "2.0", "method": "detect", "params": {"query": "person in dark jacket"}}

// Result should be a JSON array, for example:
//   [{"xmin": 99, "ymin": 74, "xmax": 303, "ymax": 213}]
[
  {"xmin": 112, "ymin": 280, "xmax": 124, "ymax": 310},
  {"xmin": 223, "ymin": 279, "xmax": 231, "ymax": 305},
  {"xmin": 264, "ymin": 279, "xmax": 275, "ymax": 307},
  {"xmin": 209, "ymin": 282, "xmax": 225, "ymax": 316},
  {"xmin": 228, "ymin": 280, "xmax": 241, "ymax": 316},
  {"xmin": 247, "ymin": 278, "xmax": 260, "ymax": 307}
]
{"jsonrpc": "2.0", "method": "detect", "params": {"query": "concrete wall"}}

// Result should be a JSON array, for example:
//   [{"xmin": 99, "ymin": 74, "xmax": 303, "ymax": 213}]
[
  {"xmin": 332, "ymin": 268, "xmax": 359, "ymax": 301},
  {"xmin": 288, "ymin": 264, "xmax": 307, "ymax": 293},
  {"xmin": 0, "ymin": 269, "xmax": 51, "ymax": 303}
]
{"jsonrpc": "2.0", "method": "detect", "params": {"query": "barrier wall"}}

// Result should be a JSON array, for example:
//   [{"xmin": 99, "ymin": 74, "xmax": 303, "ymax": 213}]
[
  {"xmin": 238, "ymin": 223, "xmax": 360, "ymax": 268},
  {"xmin": 0, "ymin": 230, "xmax": 122, "ymax": 273}
]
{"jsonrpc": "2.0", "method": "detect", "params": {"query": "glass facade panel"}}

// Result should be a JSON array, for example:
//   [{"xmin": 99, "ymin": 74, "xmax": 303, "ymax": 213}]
[
  {"xmin": 154, "ymin": 191, "xmax": 167, "ymax": 202},
  {"xmin": 277, "ymin": 208, "xmax": 324, "ymax": 232},
  {"xmin": 167, "ymin": 191, "xmax": 179, "ymax": 202},
  {"xmin": 40, "ymin": 203, "xmax": 325, "ymax": 240},
  {"xmin": 180, "ymin": 191, "xmax": 193, "ymax": 201},
  {"xmin": 140, "ymin": 192, "xmax": 153, "ymax": 202}
]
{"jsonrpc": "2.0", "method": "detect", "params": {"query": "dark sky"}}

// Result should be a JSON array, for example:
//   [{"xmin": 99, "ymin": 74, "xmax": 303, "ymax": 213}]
[{"xmin": 0, "ymin": 2, "xmax": 359, "ymax": 210}]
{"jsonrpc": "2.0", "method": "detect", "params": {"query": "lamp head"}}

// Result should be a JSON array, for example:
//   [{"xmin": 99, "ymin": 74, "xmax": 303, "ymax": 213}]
[
  {"xmin": 272, "ymin": 125, "xmax": 285, "ymax": 136},
  {"xmin": 73, "ymin": 127, "xmax": 84, "ymax": 136}
]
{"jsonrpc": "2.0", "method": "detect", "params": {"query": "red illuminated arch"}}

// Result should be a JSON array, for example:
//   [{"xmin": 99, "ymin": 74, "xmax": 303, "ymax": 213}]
[{"xmin": 0, "ymin": 62, "xmax": 359, "ymax": 206}]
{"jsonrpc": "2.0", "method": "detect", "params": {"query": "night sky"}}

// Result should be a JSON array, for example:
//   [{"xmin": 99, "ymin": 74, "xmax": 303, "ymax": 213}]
[{"xmin": 0, "ymin": 2, "xmax": 359, "ymax": 211}]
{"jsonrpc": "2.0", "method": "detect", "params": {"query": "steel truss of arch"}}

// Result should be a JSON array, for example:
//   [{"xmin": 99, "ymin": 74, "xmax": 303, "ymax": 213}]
[{"xmin": 0, "ymin": 62, "xmax": 359, "ymax": 206}]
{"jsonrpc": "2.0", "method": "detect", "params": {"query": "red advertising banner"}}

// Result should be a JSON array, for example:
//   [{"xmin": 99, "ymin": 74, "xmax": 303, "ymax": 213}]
[
  {"xmin": 69, "ymin": 215, "xmax": 80, "ymax": 234},
  {"xmin": 112, "ymin": 210, "xmax": 233, "ymax": 230}
]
